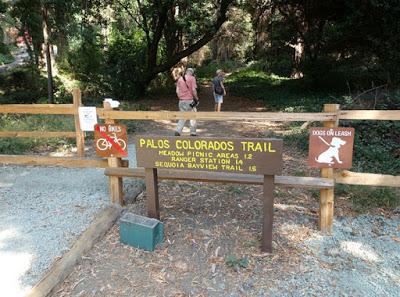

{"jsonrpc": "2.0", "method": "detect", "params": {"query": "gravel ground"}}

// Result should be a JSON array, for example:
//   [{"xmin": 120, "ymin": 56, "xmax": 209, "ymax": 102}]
[
  {"xmin": 274, "ymin": 215, "xmax": 400, "ymax": 296},
  {"xmin": 0, "ymin": 144, "xmax": 140, "ymax": 297}
]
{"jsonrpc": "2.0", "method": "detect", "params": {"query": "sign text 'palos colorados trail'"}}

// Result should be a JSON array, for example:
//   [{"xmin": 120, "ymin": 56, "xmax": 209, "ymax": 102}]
[{"xmin": 135, "ymin": 136, "xmax": 283, "ymax": 175}]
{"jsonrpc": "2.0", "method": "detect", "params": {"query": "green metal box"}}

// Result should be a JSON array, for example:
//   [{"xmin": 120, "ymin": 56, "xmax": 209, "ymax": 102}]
[{"xmin": 119, "ymin": 212, "xmax": 163, "ymax": 251}]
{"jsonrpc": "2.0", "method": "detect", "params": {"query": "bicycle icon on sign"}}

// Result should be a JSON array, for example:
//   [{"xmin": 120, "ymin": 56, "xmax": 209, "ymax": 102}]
[{"xmin": 96, "ymin": 133, "xmax": 127, "ymax": 151}]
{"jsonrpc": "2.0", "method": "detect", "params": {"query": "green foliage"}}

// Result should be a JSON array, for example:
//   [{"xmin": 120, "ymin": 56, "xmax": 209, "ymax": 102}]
[
  {"xmin": 0, "ymin": 37, "xmax": 14, "ymax": 65},
  {"xmin": 0, "ymin": 66, "xmax": 72, "ymax": 104},
  {"xmin": 10, "ymin": 0, "xmax": 43, "ymax": 66},
  {"xmin": 247, "ymin": 0, "xmax": 400, "ymax": 87},
  {"xmin": 106, "ymin": 28, "xmax": 148, "ymax": 100},
  {"xmin": 146, "ymin": 75, "xmax": 176, "ymax": 97},
  {"xmin": 225, "ymin": 254, "xmax": 249, "ymax": 269},
  {"xmin": 226, "ymin": 68, "xmax": 345, "ymax": 112},
  {"xmin": 349, "ymin": 121, "xmax": 400, "ymax": 175},
  {"xmin": 196, "ymin": 60, "xmax": 243, "ymax": 81},
  {"xmin": 336, "ymin": 184, "xmax": 400, "ymax": 212},
  {"xmin": 0, "ymin": 67, "xmax": 47, "ymax": 103},
  {"xmin": 0, "ymin": 114, "xmax": 75, "ymax": 154},
  {"xmin": 0, "ymin": 52, "xmax": 14, "ymax": 64},
  {"xmin": 62, "ymin": 28, "xmax": 106, "ymax": 97},
  {"xmin": 227, "ymin": 185, "xmax": 245, "ymax": 195}
]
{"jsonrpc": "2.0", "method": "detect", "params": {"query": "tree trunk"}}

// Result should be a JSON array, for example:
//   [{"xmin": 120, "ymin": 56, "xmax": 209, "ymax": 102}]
[
  {"xmin": 42, "ymin": 5, "xmax": 54, "ymax": 104},
  {"xmin": 252, "ymin": 6, "xmax": 272, "ymax": 58},
  {"xmin": 22, "ymin": 29, "xmax": 35, "ymax": 66}
]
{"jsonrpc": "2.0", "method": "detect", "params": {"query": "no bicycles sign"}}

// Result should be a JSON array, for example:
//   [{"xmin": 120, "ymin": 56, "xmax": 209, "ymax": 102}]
[{"xmin": 94, "ymin": 124, "xmax": 128, "ymax": 158}]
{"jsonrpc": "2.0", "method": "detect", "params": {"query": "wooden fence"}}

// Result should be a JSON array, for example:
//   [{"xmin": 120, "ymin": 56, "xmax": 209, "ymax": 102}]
[
  {"xmin": 0, "ymin": 89, "xmax": 85, "ymax": 156},
  {"xmin": 0, "ymin": 90, "xmax": 399, "ymax": 233},
  {"xmin": 99, "ymin": 104, "xmax": 400, "ymax": 233}
]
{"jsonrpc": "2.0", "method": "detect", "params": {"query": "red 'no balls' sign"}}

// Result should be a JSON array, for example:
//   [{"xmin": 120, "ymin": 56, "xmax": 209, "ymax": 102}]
[{"xmin": 94, "ymin": 124, "xmax": 128, "ymax": 158}]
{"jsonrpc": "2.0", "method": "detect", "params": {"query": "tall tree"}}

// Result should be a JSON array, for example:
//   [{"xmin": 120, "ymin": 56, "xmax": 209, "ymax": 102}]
[
  {"xmin": 41, "ymin": 3, "xmax": 53, "ymax": 103},
  {"xmin": 114, "ymin": 0, "xmax": 234, "ymax": 92}
]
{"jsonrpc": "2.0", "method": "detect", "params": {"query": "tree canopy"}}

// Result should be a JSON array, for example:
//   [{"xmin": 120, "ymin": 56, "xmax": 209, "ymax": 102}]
[{"xmin": 1, "ymin": 0, "xmax": 399, "ymax": 100}]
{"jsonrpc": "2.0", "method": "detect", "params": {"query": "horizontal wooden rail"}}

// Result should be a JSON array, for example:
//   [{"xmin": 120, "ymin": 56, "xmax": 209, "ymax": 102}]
[
  {"xmin": 1, "ymin": 105, "xmax": 398, "ymax": 122},
  {"xmin": 0, "ymin": 104, "xmax": 74, "ymax": 108},
  {"xmin": 339, "ymin": 110, "xmax": 400, "ymax": 121},
  {"xmin": 97, "ymin": 110, "xmax": 337, "ymax": 122},
  {"xmin": 0, "ymin": 155, "xmax": 109, "ymax": 168},
  {"xmin": 0, "ymin": 131, "xmax": 76, "ymax": 138},
  {"xmin": 335, "ymin": 170, "xmax": 400, "ymax": 187},
  {"xmin": 0, "ymin": 104, "xmax": 75, "ymax": 115},
  {"xmin": 104, "ymin": 167, "xmax": 334, "ymax": 189}
]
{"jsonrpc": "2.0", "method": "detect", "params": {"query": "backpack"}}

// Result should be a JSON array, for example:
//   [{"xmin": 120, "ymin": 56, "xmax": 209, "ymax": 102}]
[{"xmin": 213, "ymin": 77, "xmax": 224, "ymax": 95}]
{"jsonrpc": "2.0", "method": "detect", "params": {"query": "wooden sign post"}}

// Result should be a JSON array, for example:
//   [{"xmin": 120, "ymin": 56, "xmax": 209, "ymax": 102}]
[
  {"xmin": 135, "ymin": 136, "xmax": 283, "ymax": 252},
  {"xmin": 311, "ymin": 104, "xmax": 356, "ymax": 233},
  {"xmin": 308, "ymin": 122, "xmax": 355, "ymax": 233},
  {"xmin": 98, "ymin": 102, "xmax": 128, "ymax": 205}
]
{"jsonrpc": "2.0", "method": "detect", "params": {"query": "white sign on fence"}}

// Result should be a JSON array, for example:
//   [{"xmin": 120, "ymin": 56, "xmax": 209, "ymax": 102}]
[{"xmin": 78, "ymin": 107, "xmax": 98, "ymax": 131}]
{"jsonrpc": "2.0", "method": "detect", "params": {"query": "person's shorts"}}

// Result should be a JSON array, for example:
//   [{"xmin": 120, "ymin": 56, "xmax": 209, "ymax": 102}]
[{"xmin": 214, "ymin": 93, "xmax": 223, "ymax": 103}]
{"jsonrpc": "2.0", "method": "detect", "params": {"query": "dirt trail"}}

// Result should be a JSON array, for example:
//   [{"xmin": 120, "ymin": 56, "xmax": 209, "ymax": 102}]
[{"xmin": 134, "ymin": 84, "xmax": 282, "ymax": 138}]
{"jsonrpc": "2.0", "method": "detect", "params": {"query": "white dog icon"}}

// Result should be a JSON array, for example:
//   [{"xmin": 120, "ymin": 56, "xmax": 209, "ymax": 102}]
[{"xmin": 315, "ymin": 136, "xmax": 346, "ymax": 165}]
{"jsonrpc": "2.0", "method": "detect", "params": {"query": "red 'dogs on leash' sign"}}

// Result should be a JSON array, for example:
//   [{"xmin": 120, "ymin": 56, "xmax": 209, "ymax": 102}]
[
  {"xmin": 135, "ymin": 135, "xmax": 283, "ymax": 175},
  {"xmin": 94, "ymin": 124, "xmax": 128, "ymax": 158},
  {"xmin": 308, "ymin": 127, "xmax": 355, "ymax": 168}
]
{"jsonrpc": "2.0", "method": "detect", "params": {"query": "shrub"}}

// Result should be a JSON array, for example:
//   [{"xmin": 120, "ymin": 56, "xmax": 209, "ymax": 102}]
[
  {"xmin": 0, "ymin": 67, "xmax": 47, "ymax": 104},
  {"xmin": 195, "ymin": 60, "xmax": 243, "ymax": 81},
  {"xmin": 336, "ymin": 184, "xmax": 400, "ymax": 211}
]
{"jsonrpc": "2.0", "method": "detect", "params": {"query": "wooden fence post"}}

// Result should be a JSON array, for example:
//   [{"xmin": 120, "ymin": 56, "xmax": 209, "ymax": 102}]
[
  {"xmin": 104, "ymin": 101, "xmax": 124, "ymax": 205},
  {"xmin": 72, "ymin": 89, "xmax": 85, "ymax": 157},
  {"xmin": 319, "ymin": 104, "xmax": 340, "ymax": 233}
]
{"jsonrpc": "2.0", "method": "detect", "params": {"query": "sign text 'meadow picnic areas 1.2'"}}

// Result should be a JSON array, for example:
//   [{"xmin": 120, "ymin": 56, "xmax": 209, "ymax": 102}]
[{"xmin": 135, "ymin": 136, "xmax": 283, "ymax": 175}]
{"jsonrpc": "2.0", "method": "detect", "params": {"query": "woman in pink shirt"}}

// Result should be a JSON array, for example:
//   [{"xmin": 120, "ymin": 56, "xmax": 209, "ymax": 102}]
[{"xmin": 175, "ymin": 68, "xmax": 199, "ymax": 136}]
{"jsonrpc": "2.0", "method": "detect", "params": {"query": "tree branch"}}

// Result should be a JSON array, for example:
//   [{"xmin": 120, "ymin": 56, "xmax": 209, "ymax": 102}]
[
  {"xmin": 149, "ymin": 0, "xmax": 233, "ymax": 77},
  {"xmin": 114, "ymin": 0, "xmax": 147, "ymax": 33},
  {"xmin": 136, "ymin": 0, "xmax": 150, "ymax": 39},
  {"xmin": 147, "ymin": 1, "xmax": 170, "ymax": 69}
]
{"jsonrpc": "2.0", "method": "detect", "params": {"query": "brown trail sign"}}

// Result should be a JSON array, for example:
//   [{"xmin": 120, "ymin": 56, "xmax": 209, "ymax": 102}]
[
  {"xmin": 308, "ymin": 127, "xmax": 355, "ymax": 169},
  {"xmin": 135, "ymin": 135, "xmax": 283, "ymax": 252},
  {"xmin": 136, "ymin": 136, "xmax": 283, "ymax": 175}
]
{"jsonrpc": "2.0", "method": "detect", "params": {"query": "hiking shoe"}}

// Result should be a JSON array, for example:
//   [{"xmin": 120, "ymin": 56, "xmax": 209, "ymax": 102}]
[{"xmin": 174, "ymin": 131, "xmax": 180, "ymax": 136}]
